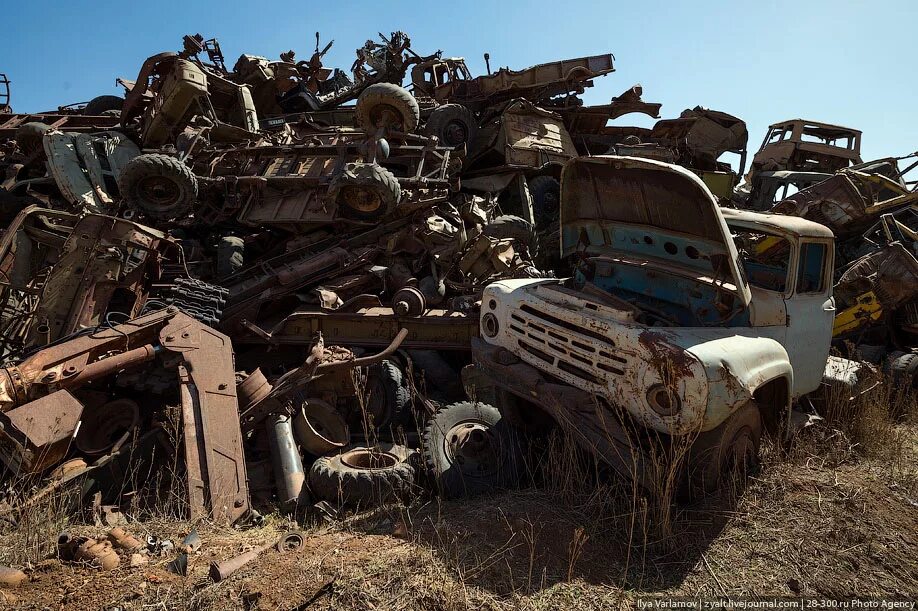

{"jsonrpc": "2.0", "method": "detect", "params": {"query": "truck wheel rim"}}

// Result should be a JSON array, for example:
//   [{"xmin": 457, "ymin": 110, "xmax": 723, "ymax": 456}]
[
  {"xmin": 443, "ymin": 121, "xmax": 468, "ymax": 146},
  {"xmin": 137, "ymin": 176, "xmax": 181, "ymax": 208},
  {"xmin": 341, "ymin": 185, "xmax": 382, "ymax": 213},
  {"xmin": 370, "ymin": 105, "xmax": 403, "ymax": 130},
  {"xmin": 341, "ymin": 448, "xmax": 397, "ymax": 470},
  {"xmin": 444, "ymin": 419, "xmax": 500, "ymax": 477}
]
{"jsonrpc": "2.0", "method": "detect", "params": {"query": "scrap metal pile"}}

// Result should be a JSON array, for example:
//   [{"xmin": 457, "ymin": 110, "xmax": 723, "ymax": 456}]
[{"xmin": 0, "ymin": 30, "xmax": 915, "ymax": 533}]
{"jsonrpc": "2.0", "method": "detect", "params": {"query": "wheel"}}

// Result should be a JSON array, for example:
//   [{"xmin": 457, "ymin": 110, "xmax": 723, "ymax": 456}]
[
  {"xmin": 482, "ymin": 214, "xmax": 539, "ymax": 257},
  {"xmin": 424, "ymin": 104, "xmax": 477, "ymax": 148},
  {"xmin": 527, "ymin": 175, "xmax": 560, "ymax": 222},
  {"xmin": 118, "ymin": 153, "xmax": 198, "ymax": 220},
  {"xmin": 362, "ymin": 360, "xmax": 412, "ymax": 431},
  {"xmin": 83, "ymin": 95, "xmax": 123, "ymax": 116},
  {"xmin": 888, "ymin": 351, "xmax": 918, "ymax": 390},
  {"xmin": 422, "ymin": 401, "xmax": 523, "ymax": 499},
  {"xmin": 308, "ymin": 442, "xmax": 416, "ymax": 506},
  {"xmin": 355, "ymin": 83, "xmax": 420, "ymax": 133},
  {"xmin": 680, "ymin": 401, "xmax": 762, "ymax": 501},
  {"xmin": 15, "ymin": 122, "xmax": 50, "ymax": 157},
  {"xmin": 328, "ymin": 162, "xmax": 401, "ymax": 221},
  {"xmin": 216, "ymin": 236, "xmax": 245, "ymax": 279}
]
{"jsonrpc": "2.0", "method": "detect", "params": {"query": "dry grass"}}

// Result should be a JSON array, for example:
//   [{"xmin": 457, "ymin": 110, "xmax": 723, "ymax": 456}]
[{"xmin": 0, "ymin": 379, "xmax": 915, "ymax": 609}]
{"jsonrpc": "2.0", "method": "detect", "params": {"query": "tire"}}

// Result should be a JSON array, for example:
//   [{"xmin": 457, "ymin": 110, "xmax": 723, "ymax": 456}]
[
  {"xmin": 216, "ymin": 236, "xmax": 245, "ymax": 279},
  {"xmin": 328, "ymin": 162, "xmax": 401, "ymax": 221},
  {"xmin": 482, "ymin": 214, "xmax": 539, "ymax": 257},
  {"xmin": 355, "ymin": 83, "xmax": 420, "ymax": 133},
  {"xmin": 309, "ymin": 442, "xmax": 416, "ymax": 506},
  {"xmin": 363, "ymin": 360, "xmax": 412, "ymax": 431},
  {"xmin": 680, "ymin": 401, "xmax": 762, "ymax": 501},
  {"xmin": 422, "ymin": 401, "xmax": 523, "ymax": 499},
  {"xmin": 83, "ymin": 95, "xmax": 123, "ymax": 116},
  {"xmin": 888, "ymin": 351, "xmax": 918, "ymax": 389},
  {"xmin": 528, "ymin": 175, "xmax": 560, "ymax": 222},
  {"xmin": 15, "ymin": 122, "xmax": 50, "ymax": 157},
  {"xmin": 424, "ymin": 104, "xmax": 477, "ymax": 148},
  {"xmin": 118, "ymin": 153, "xmax": 198, "ymax": 220}
]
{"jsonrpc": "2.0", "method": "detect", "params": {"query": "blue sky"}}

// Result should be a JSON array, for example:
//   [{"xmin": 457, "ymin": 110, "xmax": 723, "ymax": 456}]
[{"xmin": 2, "ymin": 0, "xmax": 915, "ymax": 166}]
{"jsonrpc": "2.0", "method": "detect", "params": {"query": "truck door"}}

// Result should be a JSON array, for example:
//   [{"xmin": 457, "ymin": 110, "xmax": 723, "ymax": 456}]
[{"xmin": 783, "ymin": 240, "xmax": 835, "ymax": 394}]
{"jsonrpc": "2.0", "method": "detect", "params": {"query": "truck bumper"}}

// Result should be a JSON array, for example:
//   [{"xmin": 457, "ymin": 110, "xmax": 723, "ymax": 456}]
[{"xmin": 472, "ymin": 338, "xmax": 654, "ymax": 488}]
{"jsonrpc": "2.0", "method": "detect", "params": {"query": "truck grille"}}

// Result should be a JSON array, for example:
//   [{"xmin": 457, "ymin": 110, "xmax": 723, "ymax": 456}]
[{"xmin": 507, "ymin": 303, "xmax": 628, "ymax": 386}]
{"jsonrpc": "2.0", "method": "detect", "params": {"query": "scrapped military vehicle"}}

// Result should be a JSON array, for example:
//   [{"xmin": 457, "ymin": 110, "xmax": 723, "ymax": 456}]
[
  {"xmin": 118, "ymin": 81, "xmax": 458, "ymax": 232},
  {"xmin": 735, "ymin": 170, "xmax": 832, "ymax": 211},
  {"xmin": 0, "ymin": 206, "xmax": 225, "ymax": 362},
  {"xmin": 468, "ymin": 156, "xmax": 836, "ymax": 497},
  {"xmin": 415, "ymin": 54, "xmax": 615, "ymax": 114},
  {"xmin": 121, "ymin": 51, "xmax": 260, "ymax": 148},
  {"xmin": 748, "ymin": 119, "xmax": 862, "ymax": 182}
]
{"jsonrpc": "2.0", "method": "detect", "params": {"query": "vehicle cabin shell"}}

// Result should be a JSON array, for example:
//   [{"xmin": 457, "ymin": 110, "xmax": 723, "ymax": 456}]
[{"xmin": 751, "ymin": 119, "xmax": 862, "ymax": 177}]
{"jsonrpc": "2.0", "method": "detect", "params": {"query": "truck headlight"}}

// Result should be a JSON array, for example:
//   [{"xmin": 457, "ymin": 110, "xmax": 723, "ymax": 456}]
[
  {"xmin": 646, "ymin": 384, "xmax": 681, "ymax": 416},
  {"xmin": 482, "ymin": 313, "xmax": 499, "ymax": 338}
]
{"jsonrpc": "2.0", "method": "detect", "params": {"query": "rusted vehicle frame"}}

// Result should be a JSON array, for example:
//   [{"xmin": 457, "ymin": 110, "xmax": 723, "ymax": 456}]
[
  {"xmin": 237, "ymin": 306, "xmax": 477, "ymax": 351},
  {"xmin": 0, "ymin": 206, "xmax": 187, "ymax": 360},
  {"xmin": 772, "ymin": 168, "xmax": 918, "ymax": 240},
  {"xmin": 751, "ymin": 119, "xmax": 862, "ymax": 178},
  {"xmin": 0, "ymin": 308, "xmax": 250, "ymax": 523},
  {"xmin": 465, "ymin": 99, "xmax": 578, "ymax": 176},
  {"xmin": 190, "ymin": 130, "xmax": 457, "ymax": 230},
  {"xmin": 0, "ymin": 112, "xmax": 121, "ymax": 140},
  {"xmin": 430, "ymin": 54, "xmax": 614, "ymax": 112},
  {"xmin": 0, "ymin": 74, "xmax": 10, "ymax": 113}
]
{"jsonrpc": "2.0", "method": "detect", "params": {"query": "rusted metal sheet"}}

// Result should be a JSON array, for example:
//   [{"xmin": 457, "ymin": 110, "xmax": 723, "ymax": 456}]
[
  {"xmin": 0, "ymin": 390, "xmax": 83, "ymax": 473},
  {"xmin": 772, "ymin": 169, "xmax": 918, "ymax": 239},
  {"xmin": 0, "ymin": 308, "xmax": 249, "ymax": 523}
]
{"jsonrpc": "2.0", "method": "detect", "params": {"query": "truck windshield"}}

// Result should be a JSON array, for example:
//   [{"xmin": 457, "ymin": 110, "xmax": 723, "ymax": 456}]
[{"xmin": 730, "ymin": 228, "xmax": 790, "ymax": 293}]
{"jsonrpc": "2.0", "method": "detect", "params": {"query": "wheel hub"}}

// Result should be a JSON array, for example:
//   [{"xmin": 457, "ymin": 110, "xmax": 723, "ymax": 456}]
[
  {"xmin": 443, "ymin": 121, "xmax": 468, "ymax": 146},
  {"xmin": 341, "ymin": 185, "xmax": 382, "ymax": 212},
  {"xmin": 445, "ymin": 420, "xmax": 500, "ymax": 476},
  {"xmin": 370, "ymin": 104, "xmax": 403, "ymax": 131},
  {"xmin": 137, "ymin": 176, "xmax": 181, "ymax": 209}
]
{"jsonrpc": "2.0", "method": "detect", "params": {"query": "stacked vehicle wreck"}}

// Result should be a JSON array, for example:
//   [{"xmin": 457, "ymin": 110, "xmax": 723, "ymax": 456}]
[{"xmin": 0, "ymin": 30, "xmax": 914, "ymax": 535}]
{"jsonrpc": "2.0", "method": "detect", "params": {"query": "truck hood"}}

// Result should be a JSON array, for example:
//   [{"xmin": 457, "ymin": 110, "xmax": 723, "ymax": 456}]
[{"xmin": 560, "ymin": 156, "xmax": 751, "ymax": 307}]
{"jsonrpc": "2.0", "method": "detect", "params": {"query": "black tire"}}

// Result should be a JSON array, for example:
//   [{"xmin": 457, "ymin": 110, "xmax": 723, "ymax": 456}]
[
  {"xmin": 422, "ymin": 401, "xmax": 523, "ymax": 499},
  {"xmin": 118, "ymin": 153, "xmax": 198, "ymax": 220},
  {"xmin": 15, "ymin": 122, "xmax": 50, "ymax": 157},
  {"xmin": 363, "ymin": 360, "xmax": 412, "ymax": 431},
  {"xmin": 309, "ymin": 442, "xmax": 416, "ymax": 506},
  {"xmin": 528, "ymin": 175, "xmax": 560, "ymax": 222},
  {"xmin": 216, "ymin": 236, "xmax": 245, "ymax": 279},
  {"xmin": 329, "ymin": 162, "xmax": 401, "ymax": 221},
  {"xmin": 482, "ymin": 214, "xmax": 539, "ymax": 257},
  {"xmin": 888, "ymin": 351, "xmax": 918, "ymax": 389},
  {"xmin": 355, "ymin": 83, "xmax": 420, "ymax": 133},
  {"xmin": 83, "ymin": 95, "xmax": 123, "ymax": 116},
  {"xmin": 424, "ymin": 104, "xmax": 477, "ymax": 148},
  {"xmin": 680, "ymin": 401, "xmax": 762, "ymax": 501}
]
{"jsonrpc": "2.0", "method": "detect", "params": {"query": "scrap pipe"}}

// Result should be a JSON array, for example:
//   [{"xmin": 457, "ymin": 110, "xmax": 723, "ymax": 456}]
[
  {"xmin": 266, "ymin": 413, "xmax": 306, "ymax": 507},
  {"xmin": 209, "ymin": 544, "xmax": 270, "ymax": 582},
  {"xmin": 63, "ymin": 345, "xmax": 157, "ymax": 388},
  {"xmin": 315, "ymin": 328, "xmax": 408, "ymax": 373}
]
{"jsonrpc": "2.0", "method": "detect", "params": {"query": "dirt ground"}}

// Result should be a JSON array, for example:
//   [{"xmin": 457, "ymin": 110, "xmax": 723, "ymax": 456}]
[{"xmin": 1, "ymin": 418, "xmax": 916, "ymax": 610}]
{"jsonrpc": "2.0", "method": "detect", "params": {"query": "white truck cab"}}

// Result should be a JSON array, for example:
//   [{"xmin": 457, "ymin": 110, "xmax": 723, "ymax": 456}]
[{"xmin": 472, "ymin": 156, "xmax": 835, "ymax": 494}]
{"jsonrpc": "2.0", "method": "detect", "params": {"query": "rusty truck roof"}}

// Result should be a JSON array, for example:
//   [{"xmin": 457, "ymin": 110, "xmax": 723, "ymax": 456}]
[{"xmin": 721, "ymin": 207, "xmax": 835, "ymax": 239}]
